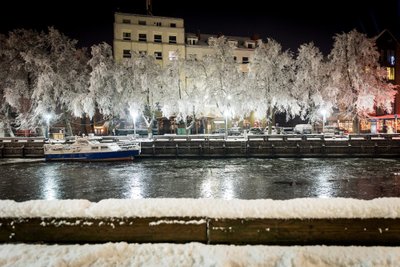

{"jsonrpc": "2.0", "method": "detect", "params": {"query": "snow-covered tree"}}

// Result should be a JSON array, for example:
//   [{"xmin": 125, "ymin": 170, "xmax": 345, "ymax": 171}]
[
  {"xmin": 132, "ymin": 53, "xmax": 163, "ymax": 136},
  {"xmin": 248, "ymin": 38, "xmax": 296, "ymax": 133},
  {"xmin": 181, "ymin": 54, "xmax": 214, "ymax": 132},
  {"xmin": 328, "ymin": 29, "xmax": 397, "ymax": 132},
  {"xmin": 27, "ymin": 27, "xmax": 89, "ymax": 135},
  {"xmin": 87, "ymin": 42, "xmax": 117, "ymax": 119},
  {"xmin": 293, "ymin": 42, "xmax": 336, "ymax": 124},
  {"xmin": 0, "ymin": 29, "xmax": 47, "ymax": 132},
  {"xmin": 197, "ymin": 36, "xmax": 245, "ymax": 135},
  {"xmin": 0, "ymin": 33, "xmax": 16, "ymax": 136},
  {"xmin": 0, "ymin": 28, "xmax": 90, "ymax": 136}
]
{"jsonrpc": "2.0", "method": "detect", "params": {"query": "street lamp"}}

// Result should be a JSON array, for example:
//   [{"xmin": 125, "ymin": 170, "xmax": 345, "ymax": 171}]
[
  {"xmin": 320, "ymin": 109, "xmax": 327, "ymax": 134},
  {"xmin": 130, "ymin": 110, "xmax": 138, "ymax": 138},
  {"xmin": 44, "ymin": 113, "xmax": 52, "ymax": 139}
]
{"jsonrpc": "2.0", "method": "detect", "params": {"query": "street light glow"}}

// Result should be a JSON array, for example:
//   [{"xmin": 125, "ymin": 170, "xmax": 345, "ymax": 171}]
[
  {"xmin": 43, "ymin": 113, "xmax": 52, "ymax": 139},
  {"xmin": 130, "ymin": 109, "xmax": 138, "ymax": 138},
  {"xmin": 320, "ymin": 108, "xmax": 327, "ymax": 134}
]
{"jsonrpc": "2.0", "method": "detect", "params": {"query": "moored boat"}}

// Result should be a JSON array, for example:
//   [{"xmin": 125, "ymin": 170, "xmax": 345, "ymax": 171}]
[{"xmin": 44, "ymin": 137, "xmax": 141, "ymax": 161}]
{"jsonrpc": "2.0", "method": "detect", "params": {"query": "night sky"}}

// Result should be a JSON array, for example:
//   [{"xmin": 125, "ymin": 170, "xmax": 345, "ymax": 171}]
[{"xmin": 1, "ymin": 0, "xmax": 399, "ymax": 54}]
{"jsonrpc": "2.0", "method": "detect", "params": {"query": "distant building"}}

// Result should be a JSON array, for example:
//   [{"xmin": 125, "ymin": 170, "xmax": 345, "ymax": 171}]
[
  {"xmin": 113, "ymin": 13, "xmax": 185, "ymax": 66},
  {"xmin": 375, "ymin": 29, "xmax": 400, "ymax": 114},
  {"xmin": 113, "ymin": 12, "xmax": 259, "ymax": 71}
]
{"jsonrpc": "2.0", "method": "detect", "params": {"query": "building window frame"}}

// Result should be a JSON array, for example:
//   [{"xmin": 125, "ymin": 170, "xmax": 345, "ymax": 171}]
[
  {"xmin": 122, "ymin": 19, "xmax": 131, "ymax": 24},
  {"xmin": 154, "ymin": 51, "xmax": 163, "ymax": 60},
  {"xmin": 122, "ymin": 32, "xmax": 131, "ymax": 41},
  {"xmin": 138, "ymin": 33, "xmax": 147, "ymax": 42},
  {"xmin": 123, "ymin": 49, "xmax": 131, "ymax": 58},
  {"xmin": 169, "ymin": 36, "xmax": 177, "ymax": 44},
  {"xmin": 154, "ymin": 34, "xmax": 162, "ymax": 43},
  {"xmin": 387, "ymin": 67, "xmax": 395, "ymax": 80}
]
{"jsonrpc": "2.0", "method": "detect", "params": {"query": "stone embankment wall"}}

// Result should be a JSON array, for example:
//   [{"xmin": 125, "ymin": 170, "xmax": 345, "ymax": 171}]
[{"xmin": 1, "ymin": 134, "xmax": 400, "ymax": 158}]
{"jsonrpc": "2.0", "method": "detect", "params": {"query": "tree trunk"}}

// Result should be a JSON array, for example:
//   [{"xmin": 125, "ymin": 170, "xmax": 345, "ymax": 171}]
[
  {"xmin": 266, "ymin": 105, "xmax": 274, "ymax": 134},
  {"xmin": 64, "ymin": 116, "xmax": 73, "ymax": 137},
  {"xmin": 352, "ymin": 117, "xmax": 360, "ymax": 134},
  {"xmin": 81, "ymin": 115, "xmax": 87, "ymax": 136}
]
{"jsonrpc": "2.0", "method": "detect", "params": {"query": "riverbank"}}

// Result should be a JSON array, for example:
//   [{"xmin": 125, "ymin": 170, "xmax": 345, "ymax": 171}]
[{"xmin": 2, "ymin": 134, "xmax": 400, "ymax": 158}]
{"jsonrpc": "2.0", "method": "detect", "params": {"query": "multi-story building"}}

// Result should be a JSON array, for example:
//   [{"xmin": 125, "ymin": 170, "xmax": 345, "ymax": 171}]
[
  {"xmin": 114, "ymin": 13, "xmax": 185, "ymax": 66},
  {"xmin": 113, "ymin": 12, "xmax": 258, "ymax": 71},
  {"xmin": 376, "ymin": 29, "xmax": 400, "ymax": 114}
]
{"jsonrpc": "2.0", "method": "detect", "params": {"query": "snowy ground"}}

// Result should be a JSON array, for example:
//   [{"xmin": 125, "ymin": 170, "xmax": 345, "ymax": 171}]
[
  {"xmin": 1, "ymin": 198, "xmax": 399, "ymax": 218},
  {"xmin": 1, "ymin": 198, "xmax": 400, "ymax": 266},
  {"xmin": 1, "ymin": 242, "xmax": 400, "ymax": 267}
]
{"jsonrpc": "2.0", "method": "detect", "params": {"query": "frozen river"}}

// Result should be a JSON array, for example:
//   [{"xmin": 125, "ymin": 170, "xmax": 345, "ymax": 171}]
[{"xmin": 1, "ymin": 158, "xmax": 400, "ymax": 201}]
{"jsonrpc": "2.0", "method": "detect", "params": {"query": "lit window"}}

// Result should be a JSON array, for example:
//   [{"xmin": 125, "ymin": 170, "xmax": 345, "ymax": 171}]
[
  {"xmin": 169, "ymin": 51, "xmax": 178, "ymax": 61},
  {"xmin": 154, "ymin": 51, "xmax": 162, "ymax": 60},
  {"xmin": 390, "ymin": 56, "xmax": 396, "ymax": 66},
  {"xmin": 387, "ymin": 50, "xmax": 395, "ymax": 65},
  {"xmin": 169, "ymin": 36, "xmax": 177, "ymax": 44},
  {"xmin": 123, "ymin": 50, "xmax": 131, "ymax": 58},
  {"xmin": 154, "ymin": 34, "xmax": 162, "ymax": 43},
  {"xmin": 387, "ymin": 67, "xmax": 395, "ymax": 80},
  {"xmin": 138, "ymin": 20, "xmax": 146, "ymax": 25},
  {"xmin": 122, "ymin": 32, "xmax": 131, "ymax": 40},
  {"xmin": 122, "ymin": 19, "xmax": 131, "ymax": 24},
  {"xmin": 138, "ymin": 34, "xmax": 147, "ymax": 42}
]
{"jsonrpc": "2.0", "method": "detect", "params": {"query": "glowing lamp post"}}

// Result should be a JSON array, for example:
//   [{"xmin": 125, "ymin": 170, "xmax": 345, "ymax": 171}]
[
  {"xmin": 44, "ymin": 113, "xmax": 52, "ymax": 139},
  {"xmin": 130, "ymin": 110, "xmax": 138, "ymax": 138},
  {"xmin": 320, "ymin": 109, "xmax": 327, "ymax": 134}
]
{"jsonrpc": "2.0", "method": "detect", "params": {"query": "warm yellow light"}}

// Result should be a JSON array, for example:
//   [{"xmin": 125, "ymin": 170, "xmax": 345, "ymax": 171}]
[{"xmin": 387, "ymin": 67, "xmax": 395, "ymax": 80}]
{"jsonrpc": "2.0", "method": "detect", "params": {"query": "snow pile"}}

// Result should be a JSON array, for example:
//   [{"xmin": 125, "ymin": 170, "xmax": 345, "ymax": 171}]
[
  {"xmin": 1, "ymin": 197, "xmax": 400, "ymax": 218},
  {"xmin": 0, "ymin": 242, "xmax": 399, "ymax": 267}
]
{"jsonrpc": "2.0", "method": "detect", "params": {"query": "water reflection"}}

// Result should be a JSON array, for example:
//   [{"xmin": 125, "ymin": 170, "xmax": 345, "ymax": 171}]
[
  {"xmin": 41, "ymin": 165, "xmax": 59, "ymax": 200},
  {"xmin": 1, "ymin": 158, "xmax": 400, "ymax": 201}
]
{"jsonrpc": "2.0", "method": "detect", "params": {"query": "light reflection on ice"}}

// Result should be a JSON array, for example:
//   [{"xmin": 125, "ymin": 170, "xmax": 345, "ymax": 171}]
[{"xmin": 41, "ymin": 166, "xmax": 59, "ymax": 200}]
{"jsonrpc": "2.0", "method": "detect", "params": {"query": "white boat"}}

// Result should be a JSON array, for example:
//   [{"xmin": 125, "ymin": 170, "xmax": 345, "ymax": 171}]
[{"xmin": 44, "ymin": 137, "xmax": 141, "ymax": 161}]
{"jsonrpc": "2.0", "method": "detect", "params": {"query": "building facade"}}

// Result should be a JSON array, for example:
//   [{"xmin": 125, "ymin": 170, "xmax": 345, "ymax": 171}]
[
  {"xmin": 113, "ymin": 12, "xmax": 257, "ymax": 71},
  {"xmin": 114, "ymin": 13, "xmax": 186, "ymax": 66}
]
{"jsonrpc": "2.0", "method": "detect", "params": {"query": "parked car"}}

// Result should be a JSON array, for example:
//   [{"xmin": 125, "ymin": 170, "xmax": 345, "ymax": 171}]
[
  {"xmin": 293, "ymin": 124, "xmax": 313, "ymax": 134},
  {"xmin": 279, "ymin": 127, "xmax": 294, "ymax": 134},
  {"xmin": 212, "ymin": 128, "xmax": 226, "ymax": 134},
  {"xmin": 228, "ymin": 127, "xmax": 242, "ymax": 136}
]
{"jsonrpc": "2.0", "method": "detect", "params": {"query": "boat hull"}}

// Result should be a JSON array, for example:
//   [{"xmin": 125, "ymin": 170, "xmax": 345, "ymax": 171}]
[{"xmin": 45, "ymin": 150, "xmax": 140, "ymax": 161}]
